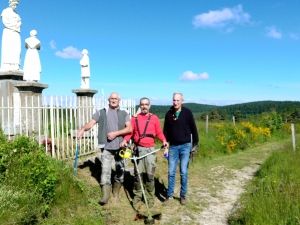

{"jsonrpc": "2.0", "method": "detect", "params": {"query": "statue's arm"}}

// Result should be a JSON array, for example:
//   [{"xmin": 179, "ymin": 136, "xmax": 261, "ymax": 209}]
[{"xmin": 1, "ymin": 9, "xmax": 21, "ymax": 32}]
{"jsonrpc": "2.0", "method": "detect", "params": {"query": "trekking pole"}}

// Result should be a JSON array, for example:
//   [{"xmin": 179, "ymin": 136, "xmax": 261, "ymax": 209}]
[{"xmin": 73, "ymin": 140, "xmax": 80, "ymax": 176}]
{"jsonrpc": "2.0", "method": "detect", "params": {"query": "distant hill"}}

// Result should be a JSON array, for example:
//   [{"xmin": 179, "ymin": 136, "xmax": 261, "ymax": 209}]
[{"xmin": 147, "ymin": 101, "xmax": 300, "ymax": 118}]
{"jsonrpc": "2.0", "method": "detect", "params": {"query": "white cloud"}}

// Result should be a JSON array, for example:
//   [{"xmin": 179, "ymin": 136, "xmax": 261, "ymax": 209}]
[
  {"xmin": 50, "ymin": 40, "xmax": 56, "ymax": 49},
  {"xmin": 193, "ymin": 5, "xmax": 250, "ymax": 29},
  {"xmin": 179, "ymin": 71, "xmax": 210, "ymax": 82},
  {"xmin": 55, "ymin": 46, "xmax": 82, "ymax": 59},
  {"xmin": 266, "ymin": 26, "xmax": 282, "ymax": 39}
]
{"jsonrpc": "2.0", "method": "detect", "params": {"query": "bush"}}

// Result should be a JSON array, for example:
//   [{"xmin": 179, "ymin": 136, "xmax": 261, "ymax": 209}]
[{"xmin": 0, "ymin": 135, "xmax": 58, "ymax": 216}]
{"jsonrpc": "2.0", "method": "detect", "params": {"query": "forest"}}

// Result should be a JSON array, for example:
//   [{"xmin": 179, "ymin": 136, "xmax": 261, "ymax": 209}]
[{"xmin": 147, "ymin": 100, "xmax": 300, "ymax": 123}]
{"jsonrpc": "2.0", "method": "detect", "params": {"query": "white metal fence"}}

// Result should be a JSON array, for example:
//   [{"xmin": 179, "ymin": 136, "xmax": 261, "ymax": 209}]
[{"xmin": 0, "ymin": 95, "xmax": 136, "ymax": 159}]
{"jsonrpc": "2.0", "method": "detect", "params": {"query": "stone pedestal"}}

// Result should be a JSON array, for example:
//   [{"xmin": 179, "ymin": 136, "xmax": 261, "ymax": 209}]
[
  {"xmin": 72, "ymin": 89, "xmax": 98, "ymax": 130},
  {"xmin": 0, "ymin": 70, "xmax": 23, "ymax": 80},
  {"xmin": 0, "ymin": 71, "xmax": 48, "ymax": 135}
]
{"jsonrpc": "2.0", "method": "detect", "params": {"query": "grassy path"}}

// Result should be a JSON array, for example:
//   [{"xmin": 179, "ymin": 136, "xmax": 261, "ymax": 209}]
[{"xmin": 76, "ymin": 138, "xmax": 292, "ymax": 225}]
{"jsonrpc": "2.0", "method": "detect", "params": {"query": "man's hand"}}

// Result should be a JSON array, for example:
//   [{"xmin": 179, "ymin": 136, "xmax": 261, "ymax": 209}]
[
  {"xmin": 163, "ymin": 148, "xmax": 169, "ymax": 157},
  {"xmin": 120, "ymin": 139, "xmax": 128, "ymax": 148},
  {"xmin": 163, "ymin": 140, "xmax": 169, "ymax": 149},
  {"xmin": 77, "ymin": 128, "xmax": 85, "ymax": 139},
  {"xmin": 191, "ymin": 145, "xmax": 198, "ymax": 155},
  {"xmin": 107, "ymin": 131, "xmax": 117, "ymax": 141}
]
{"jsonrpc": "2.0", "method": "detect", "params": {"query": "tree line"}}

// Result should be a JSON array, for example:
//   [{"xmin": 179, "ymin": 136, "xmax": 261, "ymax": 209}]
[{"xmin": 146, "ymin": 101, "xmax": 300, "ymax": 123}]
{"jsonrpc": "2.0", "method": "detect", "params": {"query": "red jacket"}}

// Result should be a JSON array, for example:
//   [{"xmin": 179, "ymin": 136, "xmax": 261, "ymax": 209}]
[{"xmin": 124, "ymin": 113, "xmax": 166, "ymax": 147}]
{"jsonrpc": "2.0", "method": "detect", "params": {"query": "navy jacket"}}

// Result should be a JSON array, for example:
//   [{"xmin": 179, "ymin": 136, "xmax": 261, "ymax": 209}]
[{"xmin": 163, "ymin": 106, "xmax": 199, "ymax": 146}]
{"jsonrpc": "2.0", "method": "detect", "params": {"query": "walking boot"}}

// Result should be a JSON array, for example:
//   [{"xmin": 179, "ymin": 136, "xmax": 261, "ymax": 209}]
[
  {"xmin": 112, "ymin": 182, "xmax": 122, "ymax": 203},
  {"xmin": 180, "ymin": 195, "xmax": 187, "ymax": 205},
  {"xmin": 99, "ymin": 185, "xmax": 111, "ymax": 206}
]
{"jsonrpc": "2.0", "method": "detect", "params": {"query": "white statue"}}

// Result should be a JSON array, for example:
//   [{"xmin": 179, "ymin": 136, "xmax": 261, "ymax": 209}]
[
  {"xmin": 23, "ymin": 30, "xmax": 41, "ymax": 82},
  {"xmin": 1, "ymin": 0, "xmax": 21, "ymax": 70},
  {"xmin": 80, "ymin": 49, "xmax": 90, "ymax": 89}
]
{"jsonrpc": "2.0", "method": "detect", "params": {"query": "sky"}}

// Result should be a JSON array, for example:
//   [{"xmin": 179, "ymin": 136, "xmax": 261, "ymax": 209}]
[{"xmin": 1, "ymin": 0, "xmax": 300, "ymax": 106}]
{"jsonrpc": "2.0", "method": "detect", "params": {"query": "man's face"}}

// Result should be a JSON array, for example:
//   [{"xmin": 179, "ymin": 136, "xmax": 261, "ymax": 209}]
[
  {"xmin": 140, "ymin": 99, "xmax": 150, "ymax": 114},
  {"xmin": 173, "ymin": 94, "xmax": 183, "ymax": 110},
  {"xmin": 109, "ymin": 94, "xmax": 120, "ymax": 109}
]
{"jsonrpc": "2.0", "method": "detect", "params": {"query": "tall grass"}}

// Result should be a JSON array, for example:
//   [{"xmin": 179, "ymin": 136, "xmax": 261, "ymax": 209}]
[{"xmin": 228, "ymin": 139, "xmax": 300, "ymax": 224}]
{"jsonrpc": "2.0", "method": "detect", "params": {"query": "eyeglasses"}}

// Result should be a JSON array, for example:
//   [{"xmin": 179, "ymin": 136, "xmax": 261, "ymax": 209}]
[{"xmin": 140, "ymin": 103, "xmax": 150, "ymax": 106}]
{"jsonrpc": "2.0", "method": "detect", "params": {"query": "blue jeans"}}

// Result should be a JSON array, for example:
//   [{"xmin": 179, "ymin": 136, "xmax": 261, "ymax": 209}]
[{"xmin": 167, "ymin": 142, "xmax": 191, "ymax": 197}]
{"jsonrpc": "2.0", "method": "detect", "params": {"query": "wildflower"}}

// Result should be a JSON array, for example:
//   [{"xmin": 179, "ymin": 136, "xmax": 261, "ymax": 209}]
[
  {"xmin": 42, "ymin": 138, "xmax": 56, "ymax": 151},
  {"xmin": 273, "ymin": 180, "xmax": 276, "ymax": 183}
]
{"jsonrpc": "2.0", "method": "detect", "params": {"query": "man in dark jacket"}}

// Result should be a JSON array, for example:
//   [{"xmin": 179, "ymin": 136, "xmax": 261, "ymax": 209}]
[{"xmin": 163, "ymin": 93, "xmax": 199, "ymax": 205}]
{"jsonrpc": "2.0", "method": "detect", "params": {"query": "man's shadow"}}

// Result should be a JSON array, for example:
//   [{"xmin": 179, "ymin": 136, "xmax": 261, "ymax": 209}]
[
  {"xmin": 78, "ymin": 156, "xmax": 102, "ymax": 184},
  {"xmin": 78, "ymin": 157, "xmax": 168, "ymax": 204},
  {"xmin": 123, "ymin": 165, "xmax": 167, "ymax": 203}
]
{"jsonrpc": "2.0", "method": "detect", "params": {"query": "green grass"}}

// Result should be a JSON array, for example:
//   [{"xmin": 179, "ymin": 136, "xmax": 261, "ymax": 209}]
[{"xmin": 228, "ymin": 139, "xmax": 300, "ymax": 225}]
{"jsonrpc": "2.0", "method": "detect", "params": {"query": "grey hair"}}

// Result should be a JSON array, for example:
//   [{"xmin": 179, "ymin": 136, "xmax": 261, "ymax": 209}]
[
  {"xmin": 173, "ymin": 92, "xmax": 184, "ymax": 101},
  {"xmin": 109, "ymin": 92, "xmax": 120, "ymax": 100},
  {"xmin": 140, "ymin": 97, "xmax": 150, "ymax": 105}
]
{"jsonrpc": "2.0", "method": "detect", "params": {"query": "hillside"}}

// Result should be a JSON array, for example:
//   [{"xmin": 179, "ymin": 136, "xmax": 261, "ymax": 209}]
[{"xmin": 148, "ymin": 101, "xmax": 300, "ymax": 118}]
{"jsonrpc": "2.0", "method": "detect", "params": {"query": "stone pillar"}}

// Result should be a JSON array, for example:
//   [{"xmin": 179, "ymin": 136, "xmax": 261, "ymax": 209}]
[
  {"xmin": 14, "ymin": 81, "xmax": 48, "ymax": 135},
  {"xmin": 72, "ymin": 89, "xmax": 98, "ymax": 136},
  {"xmin": 0, "ymin": 71, "xmax": 48, "ymax": 135}
]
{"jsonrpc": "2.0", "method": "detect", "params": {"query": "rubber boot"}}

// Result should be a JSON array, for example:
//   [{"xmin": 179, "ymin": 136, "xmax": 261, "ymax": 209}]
[
  {"xmin": 99, "ymin": 185, "xmax": 111, "ymax": 205},
  {"xmin": 112, "ymin": 182, "xmax": 122, "ymax": 203}
]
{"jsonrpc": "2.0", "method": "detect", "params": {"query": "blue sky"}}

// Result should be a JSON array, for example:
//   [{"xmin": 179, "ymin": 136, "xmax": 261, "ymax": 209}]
[{"xmin": 1, "ymin": 0, "xmax": 300, "ymax": 106}]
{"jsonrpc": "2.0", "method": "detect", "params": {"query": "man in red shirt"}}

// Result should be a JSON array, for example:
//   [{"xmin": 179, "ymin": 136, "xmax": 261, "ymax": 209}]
[{"xmin": 120, "ymin": 97, "xmax": 169, "ymax": 209}]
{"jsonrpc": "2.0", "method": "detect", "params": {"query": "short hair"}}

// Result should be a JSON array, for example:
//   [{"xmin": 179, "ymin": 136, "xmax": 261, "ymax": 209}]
[
  {"xmin": 140, "ymin": 97, "xmax": 150, "ymax": 105},
  {"xmin": 173, "ymin": 92, "xmax": 184, "ymax": 101},
  {"xmin": 109, "ymin": 92, "xmax": 120, "ymax": 100}
]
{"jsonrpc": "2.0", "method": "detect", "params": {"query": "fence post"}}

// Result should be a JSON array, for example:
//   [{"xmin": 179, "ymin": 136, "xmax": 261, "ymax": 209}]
[
  {"xmin": 232, "ymin": 116, "xmax": 235, "ymax": 126},
  {"xmin": 50, "ymin": 96, "xmax": 55, "ymax": 157},
  {"xmin": 206, "ymin": 115, "xmax": 208, "ymax": 133},
  {"xmin": 291, "ymin": 123, "xmax": 296, "ymax": 152}
]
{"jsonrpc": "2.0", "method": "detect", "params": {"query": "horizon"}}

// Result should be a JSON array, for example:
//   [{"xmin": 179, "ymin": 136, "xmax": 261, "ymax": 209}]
[{"xmin": 0, "ymin": 1, "xmax": 299, "ymax": 105}]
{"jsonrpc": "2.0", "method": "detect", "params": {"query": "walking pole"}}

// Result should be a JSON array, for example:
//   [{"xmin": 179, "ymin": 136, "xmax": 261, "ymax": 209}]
[{"xmin": 73, "ymin": 140, "xmax": 80, "ymax": 176}]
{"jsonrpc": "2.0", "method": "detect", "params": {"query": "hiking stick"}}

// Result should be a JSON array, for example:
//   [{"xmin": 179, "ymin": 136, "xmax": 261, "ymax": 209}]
[{"xmin": 73, "ymin": 142, "xmax": 80, "ymax": 176}]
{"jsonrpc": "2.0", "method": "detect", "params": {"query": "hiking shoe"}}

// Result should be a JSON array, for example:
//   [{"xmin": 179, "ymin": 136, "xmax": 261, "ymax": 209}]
[
  {"xmin": 180, "ymin": 195, "xmax": 187, "ymax": 205},
  {"xmin": 163, "ymin": 196, "xmax": 172, "ymax": 206}
]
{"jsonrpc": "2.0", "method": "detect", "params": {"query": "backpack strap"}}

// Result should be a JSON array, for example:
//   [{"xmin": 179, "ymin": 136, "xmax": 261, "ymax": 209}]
[{"xmin": 135, "ymin": 114, "xmax": 154, "ymax": 146}]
